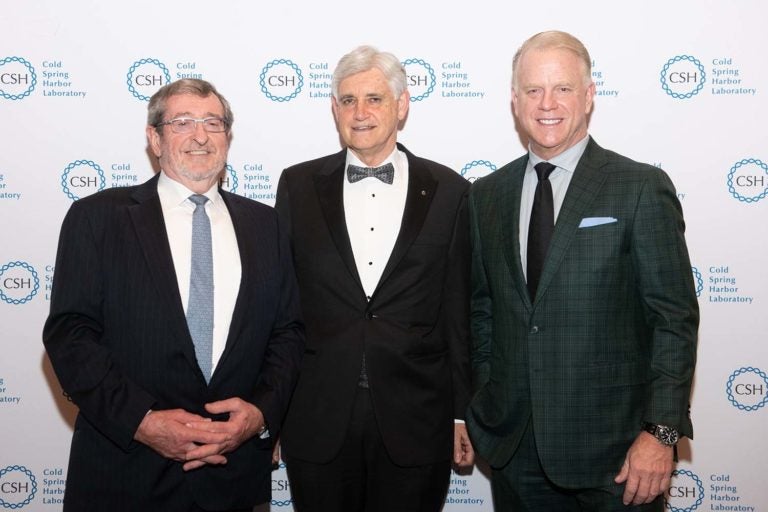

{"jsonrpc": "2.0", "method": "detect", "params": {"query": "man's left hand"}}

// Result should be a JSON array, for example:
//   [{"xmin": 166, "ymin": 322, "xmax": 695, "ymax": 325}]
[
  {"xmin": 183, "ymin": 397, "xmax": 266, "ymax": 471},
  {"xmin": 453, "ymin": 422, "xmax": 475, "ymax": 468},
  {"xmin": 614, "ymin": 431, "xmax": 674, "ymax": 505}
]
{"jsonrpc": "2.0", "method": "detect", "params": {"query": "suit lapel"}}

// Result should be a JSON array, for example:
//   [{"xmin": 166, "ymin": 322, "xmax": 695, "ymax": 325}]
[
  {"xmin": 500, "ymin": 157, "xmax": 533, "ymax": 309},
  {"xmin": 535, "ymin": 139, "xmax": 608, "ymax": 303},
  {"xmin": 377, "ymin": 145, "xmax": 437, "ymax": 290},
  {"xmin": 128, "ymin": 175, "xmax": 199, "ymax": 370},
  {"xmin": 313, "ymin": 150, "xmax": 364, "ymax": 291}
]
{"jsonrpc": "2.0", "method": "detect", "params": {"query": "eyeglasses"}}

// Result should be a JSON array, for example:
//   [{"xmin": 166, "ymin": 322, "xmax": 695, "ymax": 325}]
[{"xmin": 155, "ymin": 117, "xmax": 228, "ymax": 134}]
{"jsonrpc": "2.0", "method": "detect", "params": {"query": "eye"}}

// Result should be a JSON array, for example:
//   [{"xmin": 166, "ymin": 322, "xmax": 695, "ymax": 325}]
[
  {"xmin": 173, "ymin": 118, "xmax": 192, "ymax": 128},
  {"xmin": 368, "ymin": 96, "xmax": 382, "ymax": 104},
  {"xmin": 205, "ymin": 118, "xmax": 224, "ymax": 129},
  {"xmin": 340, "ymin": 97, "xmax": 355, "ymax": 106}
]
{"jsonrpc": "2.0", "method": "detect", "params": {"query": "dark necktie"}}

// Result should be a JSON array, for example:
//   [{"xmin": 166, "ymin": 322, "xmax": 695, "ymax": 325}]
[
  {"xmin": 347, "ymin": 162, "xmax": 395, "ymax": 184},
  {"xmin": 527, "ymin": 162, "xmax": 556, "ymax": 300},
  {"xmin": 187, "ymin": 194, "xmax": 214, "ymax": 383}
]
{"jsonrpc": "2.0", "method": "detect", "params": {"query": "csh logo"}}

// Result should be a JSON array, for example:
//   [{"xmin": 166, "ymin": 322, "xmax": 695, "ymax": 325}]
[
  {"xmin": 665, "ymin": 469, "xmax": 704, "ymax": 512},
  {"xmin": 0, "ymin": 56, "xmax": 37, "ymax": 100},
  {"xmin": 402, "ymin": 58, "xmax": 436, "ymax": 102},
  {"xmin": 660, "ymin": 55, "xmax": 706, "ymax": 99},
  {"xmin": 726, "ymin": 367, "xmax": 768, "ymax": 412},
  {"xmin": 0, "ymin": 465, "xmax": 37, "ymax": 509},
  {"xmin": 691, "ymin": 267, "xmax": 703, "ymax": 297},
  {"xmin": 219, "ymin": 164, "xmax": 239, "ymax": 194},
  {"xmin": 126, "ymin": 58, "xmax": 172, "ymax": 101},
  {"xmin": 727, "ymin": 158, "xmax": 768, "ymax": 204},
  {"xmin": 61, "ymin": 160, "xmax": 106, "ymax": 200},
  {"xmin": 460, "ymin": 160, "xmax": 497, "ymax": 183},
  {"xmin": 270, "ymin": 462, "xmax": 292, "ymax": 507},
  {"xmin": 259, "ymin": 59, "xmax": 304, "ymax": 102},
  {"xmin": 0, "ymin": 261, "xmax": 40, "ymax": 305}
]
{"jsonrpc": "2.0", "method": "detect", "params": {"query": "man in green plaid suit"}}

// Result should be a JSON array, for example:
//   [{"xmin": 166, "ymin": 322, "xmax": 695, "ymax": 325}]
[{"xmin": 466, "ymin": 31, "xmax": 699, "ymax": 511}]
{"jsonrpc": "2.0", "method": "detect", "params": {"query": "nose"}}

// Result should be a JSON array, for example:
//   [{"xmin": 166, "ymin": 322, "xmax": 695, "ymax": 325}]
[
  {"xmin": 192, "ymin": 120, "xmax": 209, "ymax": 144},
  {"xmin": 540, "ymin": 89, "xmax": 556, "ymax": 110},
  {"xmin": 354, "ymin": 102, "xmax": 369, "ymax": 120}
]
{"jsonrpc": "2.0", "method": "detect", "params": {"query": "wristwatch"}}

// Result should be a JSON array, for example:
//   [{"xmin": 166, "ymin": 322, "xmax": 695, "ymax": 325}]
[{"xmin": 643, "ymin": 422, "xmax": 679, "ymax": 446}]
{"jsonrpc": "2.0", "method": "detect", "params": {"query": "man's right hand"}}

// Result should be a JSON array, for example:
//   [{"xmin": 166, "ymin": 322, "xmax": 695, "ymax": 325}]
[{"xmin": 134, "ymin": 409, "xmax": 230, "ymax": 470}]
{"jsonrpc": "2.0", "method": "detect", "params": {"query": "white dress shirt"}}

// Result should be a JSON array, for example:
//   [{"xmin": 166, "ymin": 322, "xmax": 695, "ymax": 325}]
[
  {"xmin": 343, "ymin": 148, "xmax": 409, "ymax": 298},
  {"xmin": 519, "ymin": 135, "xmax": 590, "ymax": 279},
  {"xmin": 157, "ymin": 172, "xmax": 241, "ymax": 373}
]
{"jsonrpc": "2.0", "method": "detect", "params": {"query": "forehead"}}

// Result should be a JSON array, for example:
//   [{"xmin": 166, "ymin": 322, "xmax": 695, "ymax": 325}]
[
  {"xmin": 338, "ymin": 68, "xmax": 391, "ymax": 96},
  {"xmin": 165, "ymin": 93, "xmax": 224, "ymax": 116},
  {"xmin": 517, "ymin": 48, "xmax": 587, "ymax": 82}
]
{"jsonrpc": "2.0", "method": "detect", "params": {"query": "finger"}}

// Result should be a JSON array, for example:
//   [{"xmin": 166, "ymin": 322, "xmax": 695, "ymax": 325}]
[
  {"xmin": 186, "ymin": 442, "xmax": 227, "ymax": 461},
  {"xmin": 185, "ymin": 420, "xmax": 235, "ymax": 434},
  {"xmin": 183, "ymin": 459, "xmax": 208, "ymax": 471},
  {"xmin": 622, "ymin": 474, "xmax": 639, "ymax": 506},
  {"xmin": 614, "ymin": 460, "xmax": 629, "ymax": 484},
  {"xmin": 205, "ymin": 397, "xmax": 240, "ymax": 415},
  {"xmin": 632, "ymin": 477, "xmax": 652, "ymax": 505}
]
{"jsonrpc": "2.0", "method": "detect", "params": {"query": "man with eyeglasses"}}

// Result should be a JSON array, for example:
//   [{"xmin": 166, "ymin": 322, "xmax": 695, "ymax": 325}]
[{"xmin": 43, "ymin": 78, "xmax": 304, "ymax": 512}]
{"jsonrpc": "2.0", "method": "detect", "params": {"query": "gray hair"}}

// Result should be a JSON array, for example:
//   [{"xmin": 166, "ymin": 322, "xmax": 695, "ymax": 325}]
[
  {"xmin": 512, "ymin": 30, "xmax": 592, "ymax": 90},
  {"xmin": 332, "ymin": 45, "xmax": 407, "ymax": 99},
  {"xmin": 147, "ymin": 78, "xmax": 234, "ymax": 135}
]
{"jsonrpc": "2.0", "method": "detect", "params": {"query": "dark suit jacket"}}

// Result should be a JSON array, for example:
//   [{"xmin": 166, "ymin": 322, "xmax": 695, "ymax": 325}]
[
  {"xmin": 43, "ymin": 174, "xmax": 304, "ymax": 511},
  {"xmin": 275, "ymin": 143, "xmax": 471, "ymax": 467},
  {"xmin": 466, "ymin": 138, "xmax": 699, "ymax": 488}
]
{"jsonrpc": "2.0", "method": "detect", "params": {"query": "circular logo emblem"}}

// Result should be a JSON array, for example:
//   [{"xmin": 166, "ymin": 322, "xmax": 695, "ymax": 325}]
[
  {"xmin": 726, "ymin": 366, "xmax": 768, "ymax": 412},
  {"xmin": 0, "ymin": 465, "xmax": 37, "ymax": 509},
  {"xmin": 0, "ymin": 262, "xmax": 40, "ymax": 305},
  {"xmin": 0, "ymin": 56, "xmax": 37, "ymax": 100},
  {"xmin": 126, "ymin": 58, "xmax": 172, "ymax": 101},
  {"xmin": 660, "ymin": 55, "xmax": 706, "ymax": 99},
  {"xmin": 402, "ymin": 58, "xmax": 436, "ymax": 102},
  {"xmin": 665, "ymin": 469, "xmax": 704, "ymax": 512},
  {"xmin": 61, "ymin": 160, "xmax": 107, "ymax": 200},
  {"xmin": 691, "ymin": 267, "xmax": 703, "ymax": 297},
  {"xmin": 259, "ymin": 59, "xmax": 304, "ymax": 102},
  {"xmin": 270, "ymin": 462, "xmax": 292, "ymax": 507},
  {"xmin": 460, "ymin": 160, "xmax": 497, "ymax": 183},
  {"xmin": 726, "ymin": 158, "xmax": 768, "ymax": 203},
  {"xmin": 220, "ymin": 164, "xmax": 239, "ymax": 194}
]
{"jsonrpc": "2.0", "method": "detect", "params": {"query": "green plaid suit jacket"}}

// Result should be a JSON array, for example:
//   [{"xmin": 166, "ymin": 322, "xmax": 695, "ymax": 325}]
[{"xmin": 466, "ymin": 138, "xmax": 698, "ymax": 488}]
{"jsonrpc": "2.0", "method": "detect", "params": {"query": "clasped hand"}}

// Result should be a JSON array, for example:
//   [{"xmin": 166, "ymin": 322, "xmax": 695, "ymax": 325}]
[{"xmin": 134, "ymin": 397, "xmax": 266, "ymax": 471}]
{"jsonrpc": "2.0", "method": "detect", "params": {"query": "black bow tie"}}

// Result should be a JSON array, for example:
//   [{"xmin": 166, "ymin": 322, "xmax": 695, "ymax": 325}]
[{"xmin": 347, "ymin": 163, "xmax": 395, "ymax": 184}]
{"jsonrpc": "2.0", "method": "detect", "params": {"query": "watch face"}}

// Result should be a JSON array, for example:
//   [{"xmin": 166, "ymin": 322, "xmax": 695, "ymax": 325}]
[{"xmin": 657, "ymin": 425, "xmax": 679, "ymax": 445}]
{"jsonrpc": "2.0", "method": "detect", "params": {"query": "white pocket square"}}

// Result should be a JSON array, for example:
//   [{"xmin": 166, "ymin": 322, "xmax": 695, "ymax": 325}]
[{"xmin": 579, "ymin": 217, "xmax": 617, "ymax": 228}]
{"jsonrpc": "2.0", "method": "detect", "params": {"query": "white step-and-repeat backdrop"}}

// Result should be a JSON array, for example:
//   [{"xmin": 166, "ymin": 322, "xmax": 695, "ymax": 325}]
[{"xmin": 1, "ymin": 1, "xmax": 766, "ymax": 510}]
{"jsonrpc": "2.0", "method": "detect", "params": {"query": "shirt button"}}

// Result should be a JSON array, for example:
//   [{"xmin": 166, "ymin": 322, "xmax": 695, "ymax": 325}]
[{"xmin": 530, "ymin": 326, "xmax": 539, "ymax": 334}]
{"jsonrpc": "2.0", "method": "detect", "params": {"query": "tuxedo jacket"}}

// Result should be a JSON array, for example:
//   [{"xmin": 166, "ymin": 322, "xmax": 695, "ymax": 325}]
[
  {"xmin": 466, "ymin": 138, "xmax": 699, "ymax": 488},
  {"xmin": 275, "ymin": 144, "xmax": 471, "ymax": 467},
  {"xmin": 43, "ymin": 174, "xmax": 304, "ymax": 511}
]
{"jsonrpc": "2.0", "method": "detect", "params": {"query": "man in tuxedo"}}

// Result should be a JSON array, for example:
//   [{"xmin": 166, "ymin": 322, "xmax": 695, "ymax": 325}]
[
  {"xmin": 43, "ymin": 78, "xmax": 304, "ymax": 512},
  {"xmin": 275, "ymin": 45, "xmax": 474, "ymax": 512},
  {"xmin": 466, "ymin": 31, "xmax": 699, "ymax": 511}
]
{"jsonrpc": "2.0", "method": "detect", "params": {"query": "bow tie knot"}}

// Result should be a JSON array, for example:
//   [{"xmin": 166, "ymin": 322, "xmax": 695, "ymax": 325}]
[{"xmin": 347, "ymin": 163, "xmax": 395, "ymax": 184}]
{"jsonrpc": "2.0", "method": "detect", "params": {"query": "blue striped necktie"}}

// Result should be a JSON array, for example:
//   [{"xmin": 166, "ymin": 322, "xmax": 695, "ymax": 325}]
[{"xmin": 187, "ymin": 194, "xmax": 213, "ymax": 382}]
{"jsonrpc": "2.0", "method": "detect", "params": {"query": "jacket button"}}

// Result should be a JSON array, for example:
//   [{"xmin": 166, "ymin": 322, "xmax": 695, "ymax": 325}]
[
  {"xmin": 530, "ymin": 326, "xmax": 539, "ymax": 334},
  {"xmin": 365, "ymin": 312, "xmax": 373, "ymax": 320}
]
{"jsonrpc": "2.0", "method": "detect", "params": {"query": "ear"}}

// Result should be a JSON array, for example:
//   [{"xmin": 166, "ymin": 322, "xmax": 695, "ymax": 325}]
[
  {"xmin": 397, "ymin": 90, "xmax": 410, "ymax": 121},
  {"xmin": 147, "ymin": 125, "xmax": 162, "ymax": 157},
  {"xmin": 585, "ymin": 81, "xmax": 596, "ymax": 114},
  {"xmin": 511, "ymin": 88, "xmax": 520, "ymax": 117},
  {"xmin": 331, "ymin": 96, "xmax": 340, "ymax": 123}
]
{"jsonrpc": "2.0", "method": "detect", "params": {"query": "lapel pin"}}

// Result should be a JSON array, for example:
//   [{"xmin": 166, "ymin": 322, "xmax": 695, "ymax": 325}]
[{"xmin": 421, "ymin": 190, "xmax": 427, "ymax": 196}]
